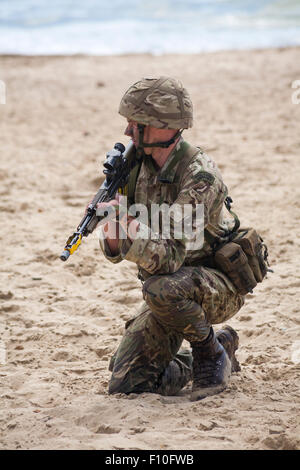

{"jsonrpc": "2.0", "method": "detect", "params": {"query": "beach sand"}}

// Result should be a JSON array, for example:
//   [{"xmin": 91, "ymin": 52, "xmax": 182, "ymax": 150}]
[{"xmin": 0, "ymin": 47, "xmax": 299, "ymax": 450}]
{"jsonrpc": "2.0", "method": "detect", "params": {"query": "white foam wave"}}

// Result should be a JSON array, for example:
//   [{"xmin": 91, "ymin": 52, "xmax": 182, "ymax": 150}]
[{"xmin": 0, "ymin": 0, "xmax": 300, "ymax": 54}]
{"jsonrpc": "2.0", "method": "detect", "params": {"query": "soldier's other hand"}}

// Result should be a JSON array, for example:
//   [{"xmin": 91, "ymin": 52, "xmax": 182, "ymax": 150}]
[{"xmin": 96, "ymin": 191, "xmax": 125, "ymax": 215}]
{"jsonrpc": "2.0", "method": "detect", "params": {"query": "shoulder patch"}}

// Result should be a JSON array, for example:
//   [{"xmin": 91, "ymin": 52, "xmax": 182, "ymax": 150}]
[{"xmin": 194, "ymin": 171, "xmax": 215, "ymax": 185}]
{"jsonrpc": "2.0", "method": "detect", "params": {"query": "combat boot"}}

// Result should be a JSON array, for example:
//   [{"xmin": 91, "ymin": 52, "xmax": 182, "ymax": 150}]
[
  {"xmin": 190, "ymin": 327, "xmax": 231, "ymax": 401},
  {"xmin": 156, "ymin": 351, "xmax": 193, "ymax": 396},
  {"xmin": 216, "ymin": 325, "xmax": 240, "ymax": 373}
]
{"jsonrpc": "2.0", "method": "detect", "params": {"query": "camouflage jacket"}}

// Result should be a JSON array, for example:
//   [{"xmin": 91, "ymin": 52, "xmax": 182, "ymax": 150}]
[{"xmin": 99, "ymin": 138, "xmax": 232, "ymax": 277}]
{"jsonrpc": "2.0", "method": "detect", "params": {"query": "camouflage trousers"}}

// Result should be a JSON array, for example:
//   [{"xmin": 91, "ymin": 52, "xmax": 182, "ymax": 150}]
[{"xmin": 108, "ymin": 266, "xmax": 244, "ymax": 395}]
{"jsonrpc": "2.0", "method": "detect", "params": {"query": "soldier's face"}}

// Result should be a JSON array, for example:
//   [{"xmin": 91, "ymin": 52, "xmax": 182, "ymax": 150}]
[
  {"xmin": 124, "ymin": 119, "xmax": 152, "ymax": 155},
  {"xmin": 124, "ymin": 119, "xmax": 139, "ymax": 143}
]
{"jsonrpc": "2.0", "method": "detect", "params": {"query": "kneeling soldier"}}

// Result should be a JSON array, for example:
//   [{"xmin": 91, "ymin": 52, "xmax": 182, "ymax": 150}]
[{"xmin": 98, "ymin": 76, "xmax": 245, "ymax": 400}]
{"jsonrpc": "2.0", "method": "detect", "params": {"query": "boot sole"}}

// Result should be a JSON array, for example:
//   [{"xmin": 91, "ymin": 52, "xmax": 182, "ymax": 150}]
[{"xmin": 190, "ymin": 382, "xmax": 227, "ymax": 401}]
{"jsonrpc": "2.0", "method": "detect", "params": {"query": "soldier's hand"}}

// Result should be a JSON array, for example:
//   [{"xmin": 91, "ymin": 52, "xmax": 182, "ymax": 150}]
[{"xmin": 96, "ymin": 192, "xmax": 124, "ymax": 218}]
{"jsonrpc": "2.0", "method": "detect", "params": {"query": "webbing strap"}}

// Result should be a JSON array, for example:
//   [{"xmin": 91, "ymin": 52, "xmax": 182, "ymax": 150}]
[
  {"xmin": 172, "ymin": 143, "xmax": 202, "ymax": 182},
  {"xmin": 159, "ymin": 141, "xmax": 190, "ymax": 180},
  {"xmin": 224, "ymin": 196, "xmax": 241, "ymax": 234},
  {"xmin": 126, "ymin": 158, "xmax": 143, "ymax": 204}
]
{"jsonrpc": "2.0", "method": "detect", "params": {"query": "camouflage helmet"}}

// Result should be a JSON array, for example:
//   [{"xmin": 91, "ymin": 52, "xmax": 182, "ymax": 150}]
[{"xmin": 119, "ymin": 76, "xmax": 193, "ymax": 129}]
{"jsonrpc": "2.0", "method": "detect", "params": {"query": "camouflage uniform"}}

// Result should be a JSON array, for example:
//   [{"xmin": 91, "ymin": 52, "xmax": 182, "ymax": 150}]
[{"xmin": 100, "ymin": 137, "xmax": 245, "ymax": 395}]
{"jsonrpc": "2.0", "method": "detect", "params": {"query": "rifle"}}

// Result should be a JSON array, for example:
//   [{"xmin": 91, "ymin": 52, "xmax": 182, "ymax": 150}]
[{"xmin": 60, "ymin": 140, "xmax": 136, "ymax": 261}]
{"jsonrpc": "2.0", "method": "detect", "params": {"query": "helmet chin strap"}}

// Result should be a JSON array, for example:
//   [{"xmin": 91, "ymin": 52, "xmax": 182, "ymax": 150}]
[{"xmin": 137, "ymin": 124, "xmax": 182, "ymax": 154}]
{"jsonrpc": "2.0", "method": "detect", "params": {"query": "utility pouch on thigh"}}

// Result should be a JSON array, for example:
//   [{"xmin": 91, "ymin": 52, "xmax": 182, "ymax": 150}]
[
  {"xmin": 214, "ymin": 242, "xmax": 257, "ymax": 295},
  {"xmin": 232, "ymin": 228, "xmax": 269, "ymax": 283}
]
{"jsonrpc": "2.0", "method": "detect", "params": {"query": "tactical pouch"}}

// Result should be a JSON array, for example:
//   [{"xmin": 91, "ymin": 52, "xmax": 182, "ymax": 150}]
[
  {"xmin": 214, "ymin": 242, "xmax": 257, "ymax": 295},
  {"xmin": 232, "ymin": 228, "xmax": 269, "ymax": 283},
  {"xmin": 212, "ymin": 196, "xmax": 271, "ymax": 295}
]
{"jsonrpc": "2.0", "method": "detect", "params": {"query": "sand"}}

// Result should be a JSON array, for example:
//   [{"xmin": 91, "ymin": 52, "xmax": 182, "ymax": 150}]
[{"xmin": 0, "ymin": 47, "xmax": 299, "ymax": 450}]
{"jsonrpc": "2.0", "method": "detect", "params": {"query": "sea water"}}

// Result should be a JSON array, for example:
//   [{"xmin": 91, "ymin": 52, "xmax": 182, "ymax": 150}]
[{"xmin": 0, "ymin": 0, "xmax": 300, "ymax": 54}]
